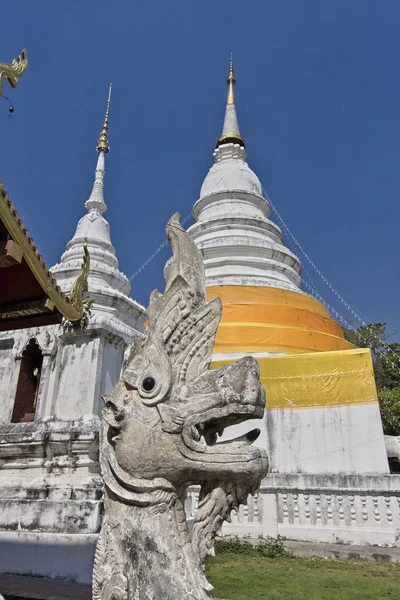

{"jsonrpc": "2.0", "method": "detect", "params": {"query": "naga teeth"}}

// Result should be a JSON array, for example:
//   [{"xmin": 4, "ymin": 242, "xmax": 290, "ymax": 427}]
[{"xmin": 217, "ymin": 429, "xmax": 224, "ymax": 437}]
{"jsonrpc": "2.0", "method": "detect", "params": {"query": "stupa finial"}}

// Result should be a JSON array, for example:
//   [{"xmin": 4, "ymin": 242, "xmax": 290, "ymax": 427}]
[
  {"xmin": 84, "ymin": 85, "xmax": 111, "ymax": 214},
  {"xmin": 227, "ymin": 53, "xmax": 235, "ymax": 105},
  {"xmin": 216, "ymin": 56, "xmax": 245, "ymax": 148},
  {"xmin": 96, "ymin": 83, "xmax": 112, "ymax": 154}
]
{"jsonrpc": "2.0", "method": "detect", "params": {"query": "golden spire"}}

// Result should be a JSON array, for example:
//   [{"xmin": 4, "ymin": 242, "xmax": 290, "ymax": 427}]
[
  {"xmin": 227, "ymin": 53, "xmax": 236, "ymax": 105},
  {"xmin": 96, "ymin": 84, "xmax": 112, "ymax": 154},
  {"xmin": 216, "ymin": 55, "xmax": 245, "ymax": 149}
]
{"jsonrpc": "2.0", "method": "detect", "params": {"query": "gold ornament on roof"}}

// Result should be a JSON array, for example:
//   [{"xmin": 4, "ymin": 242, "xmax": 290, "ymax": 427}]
[
  {"xmin": 97, "ymin": 84, "xmax": 112, "ymax": 154},
  {"xmin": 0, "ymin": 49, "xmax": 28, "ymax": 97}
]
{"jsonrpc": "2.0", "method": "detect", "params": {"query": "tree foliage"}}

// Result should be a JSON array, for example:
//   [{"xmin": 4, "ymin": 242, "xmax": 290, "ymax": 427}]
[
  {"xmin": 342, "ymin": 323, "xmax": 400, "ymax": 436},
  {"xmin": 378, "ymin": 388, "xmax": 400, "ymax": 437}
]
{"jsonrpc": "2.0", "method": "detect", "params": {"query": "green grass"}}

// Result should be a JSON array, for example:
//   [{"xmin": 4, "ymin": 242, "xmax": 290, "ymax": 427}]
[{"xmin": 206, "ymin": 554, "xmax": 400, "ymax": 600}]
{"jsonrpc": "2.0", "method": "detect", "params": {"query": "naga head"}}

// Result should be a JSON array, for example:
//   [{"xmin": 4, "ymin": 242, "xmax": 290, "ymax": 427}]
[{"xmin": 101, "ymin": 213, "xmax": 268, "ymax": 503}]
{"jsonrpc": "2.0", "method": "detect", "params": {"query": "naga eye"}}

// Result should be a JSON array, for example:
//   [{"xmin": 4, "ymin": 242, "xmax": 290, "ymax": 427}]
[{"xmin": 142, "ymin": 376, "xmax": 156, "ymax": 392}]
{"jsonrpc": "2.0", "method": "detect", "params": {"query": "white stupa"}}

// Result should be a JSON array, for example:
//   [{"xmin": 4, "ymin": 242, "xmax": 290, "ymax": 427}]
[
  {"xmin": 188, "ymin": 59, "xmax": 351, "ymax": 359},
  {"xmin": 51, "ymin": 85, "xmax": 145, "ymax": 336},
  {"xmin": 184, "ymin": 61, "xmax": 394, "ymax": 551}
]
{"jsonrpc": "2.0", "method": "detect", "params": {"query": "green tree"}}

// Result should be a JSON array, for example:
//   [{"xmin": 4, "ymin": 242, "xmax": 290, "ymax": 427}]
[
  {"xmin": 378, "ymin": 388, "xmax": 400, "ymax": 437},
  {"xmin": 342, "ymin": 323, "xmax": 400, "ymax": 436}
]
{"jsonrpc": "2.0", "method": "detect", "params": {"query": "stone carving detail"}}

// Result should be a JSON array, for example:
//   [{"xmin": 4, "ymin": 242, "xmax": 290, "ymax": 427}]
[
  {"xmin": 326, "ymin": 495, "xmax": 333, "ymax": 523},
  {"xmin": 12, "ymin": 329, "xmax": 57, "ymax": 359},
  {"xmin": 361, "ymin": 496, "xmax": 368, "ymax": 521},
  {"xmin": 93, "ymin": 214, "xmax": 268, "ymax": 600},
  {"xmin": 373, "ymin": 497, "xmax": 381, "ymax": 522},
  {"xmin": 304, "ymin": 494, "xmax": 311, "ymax": 520},
  {"xmin": 337, "ymin": 495, "xmax": 345, "ymax": 523}
]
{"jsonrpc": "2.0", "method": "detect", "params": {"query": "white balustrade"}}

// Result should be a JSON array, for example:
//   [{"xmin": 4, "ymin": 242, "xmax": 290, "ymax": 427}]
[{"xmin": 186, "ymin": 474, "xmax": 400, "ymax": 546}]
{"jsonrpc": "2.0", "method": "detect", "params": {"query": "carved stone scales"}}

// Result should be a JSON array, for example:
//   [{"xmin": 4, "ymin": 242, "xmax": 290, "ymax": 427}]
[{"xmin": 93, "ymin": 214, "xmax": 269, "ymax": 600}]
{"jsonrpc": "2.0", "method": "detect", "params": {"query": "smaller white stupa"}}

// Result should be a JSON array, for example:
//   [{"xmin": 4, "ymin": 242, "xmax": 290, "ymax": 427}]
[{"xmin": 51, "ymin": 85, "xmax": 145, "ymax": 337}]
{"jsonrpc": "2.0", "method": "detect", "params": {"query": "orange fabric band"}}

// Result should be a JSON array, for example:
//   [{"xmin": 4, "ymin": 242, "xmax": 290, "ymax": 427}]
[
  {"xmin": 207, "ymin": 285, "xmax": 353, "ymax": 354},
  {"xmin": 219, "ymin": 303, "xmax": 344, "ymax": 338},
  {"xmin": 207, "ymin": 285, "xmax": 330, "ymax": 317},
  {"xmin": 214, "ymin": 323, "xmax": 353, "ymax": 354}
]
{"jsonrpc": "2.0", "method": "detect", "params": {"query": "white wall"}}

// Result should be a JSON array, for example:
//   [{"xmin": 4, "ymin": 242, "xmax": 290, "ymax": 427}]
[
  {"xmin": 222, "ymin": 402, "xmax": 389, "ymax": 475},
  {"xmin": 0, "ymin": 338, "xmax": 16, "ymax": 422}
]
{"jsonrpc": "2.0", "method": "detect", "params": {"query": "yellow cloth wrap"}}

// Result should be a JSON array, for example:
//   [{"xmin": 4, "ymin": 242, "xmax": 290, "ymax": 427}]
[
  {"xmin": 212, "ymin": 348, "xmax": 378, "ymax": 409},
  {"xmin": 207, "ymin": 285, "xmax": 330, "ymax": 317},
  {"xmin": 207, "ymin": 285, "xmax": 353, "ymax": 354}
]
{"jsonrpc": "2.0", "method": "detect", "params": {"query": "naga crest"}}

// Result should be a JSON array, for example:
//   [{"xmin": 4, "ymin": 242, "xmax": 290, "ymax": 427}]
[{"xmin": 94, "ymin": 214, "xmax": 269, "ymax": 600}]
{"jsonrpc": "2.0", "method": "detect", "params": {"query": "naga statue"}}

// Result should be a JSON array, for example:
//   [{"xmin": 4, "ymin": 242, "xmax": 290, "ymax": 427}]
[{"xmin": 93, "ymin": 214, "xmax": 269, "ymax": 600}]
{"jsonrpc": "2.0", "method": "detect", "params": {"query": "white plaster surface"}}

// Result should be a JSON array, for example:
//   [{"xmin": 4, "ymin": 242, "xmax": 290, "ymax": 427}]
[
  {"xmin": 0, "ymin": 532, "xmax": 97, "ymax": 584},
  {"xmin": 0, "ymin": 338, "xmax": 15, "ymax": 422},
  {"xmin": 221, "ymin": 103, "xmax": 241, "ymax": 139},
  {"xmin": 221, "ymin": 403, "xmax": 389, "ymax": 475},
  {"xmin": 188, "ymin": 136, "xmax": 303, "ymax": 291}
]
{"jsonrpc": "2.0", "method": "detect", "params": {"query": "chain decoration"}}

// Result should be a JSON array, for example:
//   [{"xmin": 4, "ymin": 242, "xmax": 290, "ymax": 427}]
[
  {"xmin": 302, "ymin": 270, "xmax": 400, "ymax": 375},
  {"xmin": 263, "ymin": 185, "xmax": 400, "ymax": 368},
  {"xmin": 128, "ymin": 212, "xmax": 192, "ymax": 282}
]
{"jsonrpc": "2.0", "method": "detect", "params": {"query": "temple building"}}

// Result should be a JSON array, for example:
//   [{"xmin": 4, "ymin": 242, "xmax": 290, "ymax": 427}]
[
  {"xmin": 0, "ymin": 61, "xmax": 399, "ymax": 598},
  {"xmin": 0, "ymin": 89, "xmax": 146, "ymax": 595},
  {"xmin": 186, "ymin": 59, "xmax": 399, "ymax": 546}
]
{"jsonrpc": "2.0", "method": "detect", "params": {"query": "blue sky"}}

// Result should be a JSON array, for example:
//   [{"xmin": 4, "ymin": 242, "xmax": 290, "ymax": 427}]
[{"xmin": 2, "ymin": 1, "xmax": 400, "ymax": 336}]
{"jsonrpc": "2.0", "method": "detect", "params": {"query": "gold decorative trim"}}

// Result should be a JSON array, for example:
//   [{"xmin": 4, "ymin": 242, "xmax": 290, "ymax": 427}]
[
  {"xmin": 96, "ymin": 84, "xmax": 112, "ymax": 154},
  {"xmin": 0, "ymin": 180, "xmax": 84, "ymax": 322},
  {"xmin": 0, "ymin": 49, "xmax": 28, "ymax": 97},
  {"xmin": 216, "ymin": 133, "xmax": 245, "ymax": 148},
  {"xmin": 70, "ymin": 243, "xmax": 90, "ymax": 314}
]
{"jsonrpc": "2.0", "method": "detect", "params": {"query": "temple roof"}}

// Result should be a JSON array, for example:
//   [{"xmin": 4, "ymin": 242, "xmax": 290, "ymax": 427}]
[{"xmin": 0, "ymin": 181, "xmax": 87, "ymax": 331}]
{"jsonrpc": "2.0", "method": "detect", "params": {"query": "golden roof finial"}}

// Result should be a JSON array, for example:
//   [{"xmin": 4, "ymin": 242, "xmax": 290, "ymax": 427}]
[
  {"xmin": 96, "ymin": 83, "xmax": 112, "ymax": 154},
  {"xmin": 227, "ymin": 53, "xmax": 236, "ymax": 105}
]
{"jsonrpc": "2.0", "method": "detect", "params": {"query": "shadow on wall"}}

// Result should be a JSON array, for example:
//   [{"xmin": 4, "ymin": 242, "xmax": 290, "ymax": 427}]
[{"xmin": 0, "ymin": 533, "xmax": 96, "ymax": 594}]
